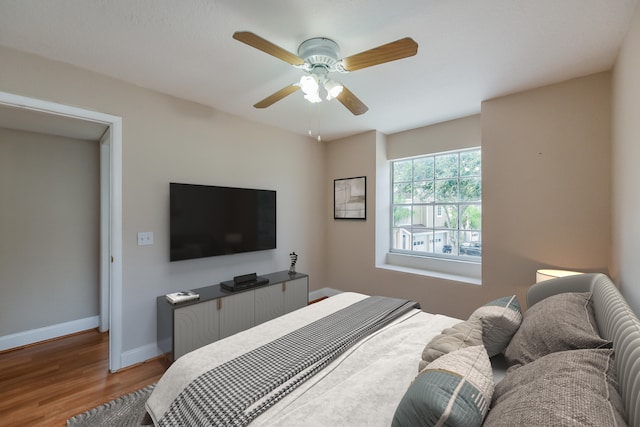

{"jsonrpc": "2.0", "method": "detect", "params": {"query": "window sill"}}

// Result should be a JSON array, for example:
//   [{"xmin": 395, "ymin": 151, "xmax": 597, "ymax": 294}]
[{"xmin": 379, "ymin": 252, "xmax": 481, "ymax": 286}]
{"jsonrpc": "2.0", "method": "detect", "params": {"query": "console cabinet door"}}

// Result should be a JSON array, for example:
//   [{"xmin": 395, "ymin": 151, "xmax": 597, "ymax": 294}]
[
  {"xmin": 219, "ymin": 290, "xmax": 255, "ymax": 339},
  {"xmin": 174, "ymin": 298, "xmax": 220, "ymax": 360},
  {"xmin": 254, "ymin": 284, "xmax": 284, "ymax": 324},
  {"xmin": 283, "ymin": 277, "xmax": 309, "ymax": 314}
]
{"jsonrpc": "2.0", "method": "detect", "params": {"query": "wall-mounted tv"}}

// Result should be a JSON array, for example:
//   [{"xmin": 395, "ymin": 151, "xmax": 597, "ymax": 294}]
[{"xmin": 170, "ymin": 183, "xmax": 276, "ymax": 261}]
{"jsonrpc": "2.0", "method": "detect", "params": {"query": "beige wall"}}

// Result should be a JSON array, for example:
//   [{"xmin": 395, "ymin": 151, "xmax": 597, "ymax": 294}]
[
  {"xmin": 482, "ymin": 72, "xmax": 611, "ymax": 304},
  {"xmin": 612, "ymin": 1, "xmax": 640, "ymax": 315},
  {"xmin": 0, "ymin": 46, "xmax": 326, "ymax": 358},
  {"xmin": 325, "ymin": 73, "xmax": 611, "ymax": 318},
  {"xmin": 387, "ymin": 115, "xmax": 481, "ymax": 160},
  {"xmin": 324, "ymin": 131, "xmax": 377, "ymax": 293},
  {"xmin": 0, "ymin": 128, "xmax": 100, "ymax": 335}
]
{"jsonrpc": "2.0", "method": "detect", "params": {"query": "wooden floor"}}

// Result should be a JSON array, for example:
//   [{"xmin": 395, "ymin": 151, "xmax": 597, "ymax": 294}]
[{"xmin": 0, "ymin": 329, "xmax": 170, "ymax": 427}]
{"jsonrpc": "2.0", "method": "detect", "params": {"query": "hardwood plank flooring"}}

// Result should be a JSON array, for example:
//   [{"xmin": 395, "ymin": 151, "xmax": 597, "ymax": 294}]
[{"xmin": 0, "ymin": 329, "xmax": 170, "ymax": 427}]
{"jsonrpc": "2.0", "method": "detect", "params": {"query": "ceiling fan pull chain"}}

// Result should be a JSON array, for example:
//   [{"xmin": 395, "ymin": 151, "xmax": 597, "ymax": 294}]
[{"xmin": 306, "ymin": 103, "xmax": 323, "ymax": 142}]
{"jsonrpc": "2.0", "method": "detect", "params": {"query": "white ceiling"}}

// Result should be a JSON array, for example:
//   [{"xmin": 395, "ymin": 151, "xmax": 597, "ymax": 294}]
[{"xmin": 0, "ymin": 0, "xmax": 637, "ymax": 141}]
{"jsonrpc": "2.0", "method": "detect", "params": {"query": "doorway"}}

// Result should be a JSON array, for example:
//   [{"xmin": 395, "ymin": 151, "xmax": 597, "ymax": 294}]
[{"xmin": 0, "ymin": 91, "xmax": 123, "ymax": 372}]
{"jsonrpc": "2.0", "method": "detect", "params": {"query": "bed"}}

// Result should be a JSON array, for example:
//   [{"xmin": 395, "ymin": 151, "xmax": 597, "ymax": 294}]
[
  {"xmin": 147, "ymin": 292, "xmax": 461, "ymax": 426},
  {"xmin": 146, "ymin": 273, "xmax": 639, "ymax": 426}
]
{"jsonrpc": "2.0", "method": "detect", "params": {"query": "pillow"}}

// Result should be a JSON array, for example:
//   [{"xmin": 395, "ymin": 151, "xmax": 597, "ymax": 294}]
[
  {"xmin": 468, "ymin": 295, "xmax": 522, "ymax": 357},
  {"xmin": 393, "ymin": 345, "xmax": 494, "ymax": 427},
  {"xmin": 504, "ymin": 292, "xmax": 612, "ymax": 367},
  {"xmin": 418, "ymin": 317, "xmax": 483, "ymax": 371},
  {"xmin": 483, "ymin": 349, "xmax": 627, "ymax": 427}
]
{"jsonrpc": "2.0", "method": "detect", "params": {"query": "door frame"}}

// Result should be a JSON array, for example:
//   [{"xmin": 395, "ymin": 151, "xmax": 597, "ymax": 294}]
[
  {"xmin": 0, "ymin": 91, "xmax": 123, "ymax": 372},
  {"xmin": 99, "ymin": 128, "xmax": 111, "ymax": 333}
]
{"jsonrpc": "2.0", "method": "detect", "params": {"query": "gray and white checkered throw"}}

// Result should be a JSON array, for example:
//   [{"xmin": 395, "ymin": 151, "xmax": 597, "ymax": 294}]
[{"xmin": 158, "ymin": 296, "xmax": 419, "ymax": 426}]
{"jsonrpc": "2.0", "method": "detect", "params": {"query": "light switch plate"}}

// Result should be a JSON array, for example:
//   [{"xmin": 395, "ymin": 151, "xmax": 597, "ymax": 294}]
[{"xmin": 137, "ymin": 231, "xmax": 154, "ymax": 246}]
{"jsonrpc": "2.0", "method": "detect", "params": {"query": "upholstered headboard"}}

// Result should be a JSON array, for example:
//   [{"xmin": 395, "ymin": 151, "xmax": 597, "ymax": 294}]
[{"xmin": 527, "ymin": 273, "xmax": 640, "ymax": 427}]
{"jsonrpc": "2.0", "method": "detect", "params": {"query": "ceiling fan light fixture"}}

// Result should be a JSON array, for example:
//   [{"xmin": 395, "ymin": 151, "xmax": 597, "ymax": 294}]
[
  {"xmin": 299, "ymin": 74, "xmax": 318, "ymax": 93},
  {"xmin": 303, "ymin": 92, "xmax": 322, "ymax": 103},
  {"xmin": 324, "ymin": 79, "xmax": 343, "ymax": 100},
  {"xmin": 299, "ymin": 74, "xmax": 322, "ymax": 103}
]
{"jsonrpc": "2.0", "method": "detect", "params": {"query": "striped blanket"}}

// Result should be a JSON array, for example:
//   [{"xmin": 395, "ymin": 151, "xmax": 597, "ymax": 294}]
[{"xmin": 158, "ymin": 296, "xmax": 419, "ymax": 426}]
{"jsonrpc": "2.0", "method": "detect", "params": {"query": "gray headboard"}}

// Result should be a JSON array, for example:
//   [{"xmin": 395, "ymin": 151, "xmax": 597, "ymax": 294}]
[{"xmin": 527, "ymin": 273, "xmax": 640, "ymax": 427}]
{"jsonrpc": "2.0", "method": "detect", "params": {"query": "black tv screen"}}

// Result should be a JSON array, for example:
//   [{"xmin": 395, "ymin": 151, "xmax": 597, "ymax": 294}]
[{"xmin": 170, "ymin": 183, "xmax": 276, "ymax": 261}]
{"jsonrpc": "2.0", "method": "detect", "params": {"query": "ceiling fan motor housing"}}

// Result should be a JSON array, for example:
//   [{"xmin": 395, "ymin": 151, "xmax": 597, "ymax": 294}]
[{"xmin": 297, "ymin": 37, "xmax": 342, "ymax": 72}]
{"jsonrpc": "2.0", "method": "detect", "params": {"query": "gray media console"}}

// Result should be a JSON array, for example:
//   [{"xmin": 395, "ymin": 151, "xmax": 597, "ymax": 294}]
[{"xmin": 157, "ymin": 271, "xmax": 309, "ymax": 361}]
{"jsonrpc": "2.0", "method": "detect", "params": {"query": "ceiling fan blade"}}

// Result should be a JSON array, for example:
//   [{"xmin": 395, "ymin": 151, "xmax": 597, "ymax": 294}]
[
  {"xmin": 336, "ymin": 86, "xmax": 368, "ymax": 115},
  {"xmin": 254, "ymin": 84, "xmax": 301, "ymax": 109},
  {"xmin": 233, "ymin": 31, "xmax": 305, "ymax": 66},
  {"xmin": 340, "ymin": 37, "xmax": 418, "ymax": 72}
]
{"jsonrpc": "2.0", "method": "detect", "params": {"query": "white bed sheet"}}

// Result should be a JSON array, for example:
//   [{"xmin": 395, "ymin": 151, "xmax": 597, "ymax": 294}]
[{"xmin": 146, "ymin": 292, "xmax": 461, "ymax": 426}]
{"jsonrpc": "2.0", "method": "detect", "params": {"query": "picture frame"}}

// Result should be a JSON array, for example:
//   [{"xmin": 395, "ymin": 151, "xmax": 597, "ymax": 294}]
[{"xmin": 334, "ymin": 176, "xmax": 366, "ymax": 220}]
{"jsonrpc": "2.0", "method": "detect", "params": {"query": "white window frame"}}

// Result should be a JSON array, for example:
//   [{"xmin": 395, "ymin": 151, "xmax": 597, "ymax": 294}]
[{"xmin": 379, "ymin": 147, "xmax": 482, "ymax": 285}]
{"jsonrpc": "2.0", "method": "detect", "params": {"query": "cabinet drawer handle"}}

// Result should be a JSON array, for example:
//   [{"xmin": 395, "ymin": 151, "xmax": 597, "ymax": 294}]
[
  {"xmin": 282, "ymin": 282, "xmax": 286, "ymax": 292},
  {"xmin": 217, "ymin": 298, "xmax": 222, "ymax": 310}
]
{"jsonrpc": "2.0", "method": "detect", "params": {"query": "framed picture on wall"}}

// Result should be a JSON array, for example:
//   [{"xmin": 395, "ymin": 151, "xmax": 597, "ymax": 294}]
[{"xmin": 334, "ymin": 176, "xmax": 366, "ymax": 220}]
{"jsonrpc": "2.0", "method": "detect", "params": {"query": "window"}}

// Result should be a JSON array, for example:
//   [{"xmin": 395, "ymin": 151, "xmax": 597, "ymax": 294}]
[{"xmin": 391, "ymin": 148, "xmax": 481, "ymax": 261}]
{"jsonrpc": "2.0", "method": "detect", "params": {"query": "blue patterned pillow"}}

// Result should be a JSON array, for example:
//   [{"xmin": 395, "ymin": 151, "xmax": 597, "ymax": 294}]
[
  {"xmin": 469, "ymin": 295, "xmax": 522, "ymax": 357},
  {"xmin": 392, "ymin": 345, "xmax": 494, "ymax": 427}
]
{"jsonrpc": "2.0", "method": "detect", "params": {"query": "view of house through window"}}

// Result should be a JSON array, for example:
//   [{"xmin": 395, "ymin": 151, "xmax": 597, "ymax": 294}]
[{"xmin": 391, "ymin": 148, "xmax": 481, "ymax": 260}]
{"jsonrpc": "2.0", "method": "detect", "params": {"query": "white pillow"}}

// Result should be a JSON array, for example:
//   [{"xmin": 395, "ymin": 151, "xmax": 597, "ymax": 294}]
[{"xmin": 419, "ymin": 318, "xmax": 483, "ymax": 372}]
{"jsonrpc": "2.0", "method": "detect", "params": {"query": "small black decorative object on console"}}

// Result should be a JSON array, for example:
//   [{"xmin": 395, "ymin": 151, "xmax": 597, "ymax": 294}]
[{"xmin": 289, "ymin": 252, "xmax": 298, "ymax": 275}]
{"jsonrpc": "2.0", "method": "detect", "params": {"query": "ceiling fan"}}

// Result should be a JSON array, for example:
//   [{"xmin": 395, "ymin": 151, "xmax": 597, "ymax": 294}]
[{"xmin": 232, "ymin": 31, "xmax": 419, "ymax": 116}]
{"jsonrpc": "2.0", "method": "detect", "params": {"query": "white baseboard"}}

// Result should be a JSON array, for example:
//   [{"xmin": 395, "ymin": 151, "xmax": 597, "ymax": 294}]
[
  {"xmin": 308, "ymin": 287, "xmax": 343, "ymax": 302},
  {"xmin": 0, "ymin": 316, "xmax": 100, "ymax": 351}
]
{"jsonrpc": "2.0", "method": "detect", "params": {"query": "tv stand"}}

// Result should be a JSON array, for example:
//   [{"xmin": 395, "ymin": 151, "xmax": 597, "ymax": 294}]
[{"xmin": 157, "ymin": 271, "xmax": 309, "ymax": 361}]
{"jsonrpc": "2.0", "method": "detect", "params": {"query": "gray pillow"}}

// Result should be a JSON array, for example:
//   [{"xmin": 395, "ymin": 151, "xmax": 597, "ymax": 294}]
[
  {"xmin": 418, "ymin": 318, "xmax": 483, "ymax": 372},
  {"xmin": 393, "ymin": 345, "xmax": 494, "ymax": 427},
  {"xmin": 483, "ymin": 349, "xmax": 627, "ymax": 426},
  {"xmin": 468, "ymin": 295, "xmax": 522, "ymax": 357},
  {"xmin": 504, "ymin": 292, "xmax": 611, "ymax": 367}
]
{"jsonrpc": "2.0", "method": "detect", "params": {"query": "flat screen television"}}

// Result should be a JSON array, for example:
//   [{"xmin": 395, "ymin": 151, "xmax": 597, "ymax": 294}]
[{"xmin": 170, "ymin": 183, "xmax": 276, "ymax": 261}]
